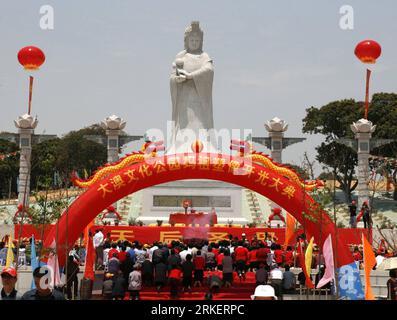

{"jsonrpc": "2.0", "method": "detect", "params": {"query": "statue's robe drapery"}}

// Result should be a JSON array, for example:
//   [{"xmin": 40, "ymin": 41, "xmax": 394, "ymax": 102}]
[{"xmin": 169, "ymin": 50, "xmax": 216, "ymax": 153}]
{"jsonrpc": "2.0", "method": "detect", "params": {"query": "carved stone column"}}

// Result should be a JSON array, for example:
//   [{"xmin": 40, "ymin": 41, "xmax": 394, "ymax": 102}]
[
  {"xmin": 100, "ymin": 115, "xmax": 126, "ymax": 164},
  {"xmin": 264, "ymin": 117, "xmax": 288, "ymax": 164},
  {"xmin": 264, "ymin": 117, "xmax": 288, "ymax": 217},
  {"xmin": 14, "ymin": 114, "xmax": 38, "ymax": 207},
  {"xmin": 351, "ymin": 119, "xmax": 376, "ymax": 208}
]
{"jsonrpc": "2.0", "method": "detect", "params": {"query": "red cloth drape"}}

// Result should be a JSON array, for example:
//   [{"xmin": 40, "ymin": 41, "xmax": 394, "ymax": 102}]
[{"xmin": 83, "ymin": 233, "xmax": 95, "ymax": 280}]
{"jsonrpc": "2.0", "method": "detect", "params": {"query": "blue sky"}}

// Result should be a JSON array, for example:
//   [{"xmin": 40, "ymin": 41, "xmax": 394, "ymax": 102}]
[{"xmin": 1, "ymin": 1, "xmax": 396, "ymax": 174}]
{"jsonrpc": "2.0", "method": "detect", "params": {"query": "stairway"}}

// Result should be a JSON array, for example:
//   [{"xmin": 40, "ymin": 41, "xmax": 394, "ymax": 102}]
[
  {"xmin": 117, "ymin": 195, "xmax": 133, "ymax": 224},
  {"xmin": 244, "ymin": 189, "xmax": 262, "ymax": 224}
]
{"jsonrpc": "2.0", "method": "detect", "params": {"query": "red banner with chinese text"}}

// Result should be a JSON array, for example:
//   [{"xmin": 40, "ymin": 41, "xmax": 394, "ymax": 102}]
[{"xmin": 15, "ymin": 224, "xmax": 371, "ymax": 247}]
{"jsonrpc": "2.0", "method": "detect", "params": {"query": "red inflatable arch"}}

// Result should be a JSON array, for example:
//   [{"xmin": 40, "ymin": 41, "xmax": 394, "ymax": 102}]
[{"xmin": 44, "ymin": 152, "xmax": 353, "ymax": 267}]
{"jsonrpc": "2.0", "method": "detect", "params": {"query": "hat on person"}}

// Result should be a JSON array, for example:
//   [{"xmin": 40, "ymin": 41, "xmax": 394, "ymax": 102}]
[
  {"xmin": 1, "ymin": 267, "xmax": 17, "ymax": 278},
  {"xmin": 250, "ymin": 285, "xmax": 278, "ymax": 300},
  {"xmin": 33, "ymin": 266, "xmax": 50, "ymax": 278},
  {"xmin": 242, "ymin": 233, "xmax": 246, "ymax": 237},
  {"xmin": 105, "ymin": 273, "xmax": 113, "ymax": 279}
]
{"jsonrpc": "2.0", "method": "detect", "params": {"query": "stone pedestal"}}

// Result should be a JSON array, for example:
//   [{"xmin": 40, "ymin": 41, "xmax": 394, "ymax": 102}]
[
  {"xmin": 14, "ymin": 114, "xmax": 38, "ymax": 207},
  {"xmin": 351, "ymin": 119, "xmax": 376, "ymax": 208},
  {"xmin": 139, "ymin": 180, "xmax": 246, "ymax": 225},
  {"xmin": 105, "ymin": 129, "xmax": 121, "ymax": 164}
]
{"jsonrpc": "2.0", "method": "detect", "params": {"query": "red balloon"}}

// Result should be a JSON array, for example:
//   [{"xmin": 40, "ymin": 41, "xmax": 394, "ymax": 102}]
[
  {"xmin": 354, "ymin": 40, "xmax": 381, "ymax": 64},
  {"xmin": 17, "ymin": 46, "xmax": 46, "ymax": 70}
]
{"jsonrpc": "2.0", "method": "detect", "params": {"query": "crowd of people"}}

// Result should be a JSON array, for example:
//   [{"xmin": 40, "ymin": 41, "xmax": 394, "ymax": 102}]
[
  {"xmin": 0, "ymin": 229, "xmax": 396, "ymax": 300},
  {"xmin": 91, "ymin": 230, "xmax": 339, "ymax": 300}
]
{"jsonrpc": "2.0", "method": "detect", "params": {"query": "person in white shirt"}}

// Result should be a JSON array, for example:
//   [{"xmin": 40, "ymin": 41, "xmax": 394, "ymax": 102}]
[
  {"xmin": 93, "ymin": 229, "xmax": 105, "ymax": 270},
  {"xmin": 269, "ymin": 263, "xmax": 283, "ymax": 300},
  {"xmin": 191, "ymin": 246, "xmax": 198, "ymax": 258},
  {"xmin": 18, "ymin": 244, "xmax": 27, "ymax": 267},
  {"xmin": 179, "ymin": 246, "xmax": 190, "ymax": 263},
  {"xmin": 103, "ymin": 243, "xmax": 111, "ymax": 271},
  {"xmin": 148, "ymin": 244, "xmax": 158, "ymax": 262},
  {"xmin": 376, "ymin": 251, "xmax": 385, "ymax": 269}
]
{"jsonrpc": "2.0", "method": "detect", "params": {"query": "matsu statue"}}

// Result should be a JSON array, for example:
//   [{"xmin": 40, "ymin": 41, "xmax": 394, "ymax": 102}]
[{"xmin": 169, "ymin": 21, "xmax": 217, "ymax": 153}]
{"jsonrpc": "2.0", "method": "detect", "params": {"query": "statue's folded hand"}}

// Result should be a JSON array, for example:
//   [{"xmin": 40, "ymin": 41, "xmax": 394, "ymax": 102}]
[
  {"xmin": 178, "ymin": 70, "xmax": 193, "ymax": 79},
  {"xmin": 175, "ymin": 75, "xmax": 187, "ymax": 83}
]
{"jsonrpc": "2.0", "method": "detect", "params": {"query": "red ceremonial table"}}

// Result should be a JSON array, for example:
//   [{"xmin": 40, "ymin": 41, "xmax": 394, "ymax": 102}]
[{"xmin": 168, "ymin": 212, "xmax": 217, "ymax": 226}]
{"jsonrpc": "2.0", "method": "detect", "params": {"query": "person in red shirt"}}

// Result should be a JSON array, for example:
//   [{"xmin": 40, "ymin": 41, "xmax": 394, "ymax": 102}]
[
  {"xmin": 248, "ymin": 247, "xmax": 258, "ymax": 271},
  {"xmin": 168, "ymin": 265, "xmax": 182, "ymax": 299},
  {"xmin": 256, "ymin": 244, "xmax": 267, "ymax": 267},
  {"xmin": 250, "ymin": 234, "xmax": 259, "ymax": 247},
  {"xmin": 108, "ymin": 243, "xmax": 119, "ymax": 260},
  {"xmin": 353, "ymin": 246, "xmax": 362, "ymax": 261},
  {"xmin": 193, "ymin": 250, "xmax": 205, "ymax": 287},
  {"xmin": 212, "ymin": 244, "xmax": 219, "ymax": 256},
  {"xmin": 118, "ymin": 246, "xmax": 127, "ymax": 264},
  {"xmin": 274, "ymin": 244, "xmax": 284, "ymax": 266},
  {"xmin": 235, "ymin": 242, "xmax": 249, "ymax": 280},
  {"xmin": 284, "ymin": 246, "xmax": 294, "ymax": 267}
]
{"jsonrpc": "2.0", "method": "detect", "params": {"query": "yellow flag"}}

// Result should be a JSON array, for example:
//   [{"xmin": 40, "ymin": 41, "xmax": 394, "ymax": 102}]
[
  {"xmin": 5, "ymin": 235, "xmax": 14, "ymax": 267},
  {"xmin": 305, "ymin": 237, "xmax": 314, "ymax": 277}
]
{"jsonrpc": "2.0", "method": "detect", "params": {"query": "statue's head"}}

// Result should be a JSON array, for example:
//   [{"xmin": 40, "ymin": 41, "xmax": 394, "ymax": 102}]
[{"xmin": 184, "ymin": 21, "xmax": 203, "ymax": 53}]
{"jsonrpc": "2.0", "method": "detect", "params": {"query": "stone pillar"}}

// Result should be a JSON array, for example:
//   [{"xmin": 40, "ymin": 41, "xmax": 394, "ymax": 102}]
[
  {"xmin": 100, "ymin": 115, "xmax": 126, "ymax": 218},
  {"xmin": 100, "ymin": 115, "xmax": 126, "ymax": 164},
  {"xmin": 264, "ymin": 117, "xmax": 288, "ymax": 164},
  {"xmin": 264, "ymin": 117, "xmax": 288, "ymax": 217},
  {"xmin": 351, "ymin": 119, "xmax": 376, "ymax": 208},
  {"xmin": 14, "ymin": 114, "xmax": 38, "ymax": 207}
]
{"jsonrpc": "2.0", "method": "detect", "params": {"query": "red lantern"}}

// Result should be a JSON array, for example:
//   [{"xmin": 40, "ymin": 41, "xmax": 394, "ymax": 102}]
[
  {"xmin": 17, "ymin": 46, "xmax": 46, "ymax": 70},
  {"xmin": 106, "ymin": 205, "xmax": 115, "ymax": 212},
  {"xmin": 191, "ymin": 140, "xmax": 204, "ymax": 153},
  {"xmin": 354, "ymin": 40, "xmax": 381, "ymax": 64}
]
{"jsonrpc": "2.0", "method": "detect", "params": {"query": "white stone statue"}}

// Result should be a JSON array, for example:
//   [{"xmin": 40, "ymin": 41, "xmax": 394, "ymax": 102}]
[{"xmin": 169, "ymin": 21, "xmax": 215, "ymax": 153}]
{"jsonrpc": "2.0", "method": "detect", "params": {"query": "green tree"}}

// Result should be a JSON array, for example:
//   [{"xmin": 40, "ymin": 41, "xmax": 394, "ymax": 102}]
[
  {"xmin": 303, "ymin": 93, "xmax": 397, "ymax": 202},
  {"xmin": 0, "ymin": 139, "xmax": 19, "ymax": 199},
  {"xmin": 367, "ymin": 93, "xmax": 397, "ymax": 199},
  {"xmin": 28, "ymin": 190, "xmax": 70, "ymax": 226},
  {"xmin": 55, "ymin": 124, "xmax": 107, "ymax": 182},
  {"xmin": 31, "ymin": 138, "xmax": 61, "ymax": 191},
  {"xmin": 303, "ymin": 99, "xmax": 361, "ymax": 202}
]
